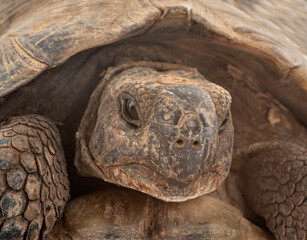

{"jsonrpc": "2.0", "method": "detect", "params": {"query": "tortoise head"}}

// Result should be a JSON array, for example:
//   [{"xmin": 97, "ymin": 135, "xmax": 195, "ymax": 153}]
[{"xmin": 76, "ymin": 63, "xmax": 233, "ymax": 202}]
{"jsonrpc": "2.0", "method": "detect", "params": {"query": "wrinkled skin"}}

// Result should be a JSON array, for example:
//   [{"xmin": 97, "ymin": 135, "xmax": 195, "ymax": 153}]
[
  {"xmin": 2, "ymin": 62, "xmax": 304, "ymax": 239},
  {"xmin": 76, "ymin": 65, "xmax": 233, "ymax": 202}
]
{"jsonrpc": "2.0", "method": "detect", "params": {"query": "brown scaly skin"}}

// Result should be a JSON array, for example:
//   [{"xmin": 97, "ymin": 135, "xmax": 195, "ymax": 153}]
[
  {"xmin": 75, "ymin": 62, "xmax": 233, "ymax": 202},
  {"xmin": 0, "ymin": 115, "xmax": 69, "ymax": 239},
  {"xmin": 233, "ymin": 142, "xmax": 307, "ymax": 240},
  {"xmin": 0, "ymin": 62, "xmax": 305, "ymax": 239}
]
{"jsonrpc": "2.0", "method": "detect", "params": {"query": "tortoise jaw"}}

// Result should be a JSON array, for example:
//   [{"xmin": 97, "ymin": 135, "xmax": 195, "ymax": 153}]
[{"xmin": 102, "ymin": 163, "xmax": 223, "ymax": 202}]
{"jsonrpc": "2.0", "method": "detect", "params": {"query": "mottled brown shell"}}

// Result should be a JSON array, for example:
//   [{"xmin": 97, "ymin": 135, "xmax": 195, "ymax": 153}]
[
  {"xmin": 0, "ymin": 0, "xmax": 307, "ymax": 126},
  {"xmin": 48, "ymin": 189, "xmax": 273, "ymax": 240}
]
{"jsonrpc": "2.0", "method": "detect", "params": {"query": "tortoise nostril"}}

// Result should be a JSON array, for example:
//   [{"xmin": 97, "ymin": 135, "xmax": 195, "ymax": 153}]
[
  {"xmin": 193, "ymin": 141, "xmax": 200, "ymax": 147},
  {"xmin": 176, "ymin": 139, "xmax": 185, "ymax": 147}
]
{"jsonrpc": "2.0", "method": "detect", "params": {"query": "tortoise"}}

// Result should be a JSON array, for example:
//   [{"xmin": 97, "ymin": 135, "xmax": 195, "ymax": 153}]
[{"xmin": 0, "ymin": 0, "xmax": 306, "ymax": 239}]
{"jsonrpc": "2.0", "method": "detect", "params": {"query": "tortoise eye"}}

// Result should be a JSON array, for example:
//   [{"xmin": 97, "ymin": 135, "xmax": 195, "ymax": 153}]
[
  {"xmin": 219, "ymin": 111, "xmax": 229, "ymax": 132},
  {"xmin": 121, "ymin": 98, "xmax": 141, "ymax": 127}
]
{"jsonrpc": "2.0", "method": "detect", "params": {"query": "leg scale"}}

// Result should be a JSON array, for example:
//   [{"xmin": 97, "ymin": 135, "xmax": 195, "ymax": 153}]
[{"xmin": 0, "ymin": 115, "xmax": 69, "ymax": 239}]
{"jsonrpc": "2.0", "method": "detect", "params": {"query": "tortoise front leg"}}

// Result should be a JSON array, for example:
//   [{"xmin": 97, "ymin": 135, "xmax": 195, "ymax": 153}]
[
  {"xmin": 0, "ymin": 115, "xmax": 69, "ymax": 239},
  {"xmin": 237, "ymin": 142, "xmax": 306, "ymax": 240}
]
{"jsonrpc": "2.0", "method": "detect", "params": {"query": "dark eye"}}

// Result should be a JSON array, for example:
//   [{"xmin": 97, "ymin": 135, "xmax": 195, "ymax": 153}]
[
  {"xmin": 219, "ymin": 111, "xmax": 229, "ymax": 132},
  {"xmin": 121, "ymin": 98, "xmax": 141, "ymax": 127}
]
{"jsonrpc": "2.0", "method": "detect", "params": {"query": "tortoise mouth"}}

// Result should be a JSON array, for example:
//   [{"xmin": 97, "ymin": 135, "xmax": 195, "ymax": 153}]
[
  {"xmin": 102, "ymin": 163, "xmax": 222, "ymax": 202},
  {"xmin": 106, "ymin": 161, "xmax": 203, "ymax": 183}
]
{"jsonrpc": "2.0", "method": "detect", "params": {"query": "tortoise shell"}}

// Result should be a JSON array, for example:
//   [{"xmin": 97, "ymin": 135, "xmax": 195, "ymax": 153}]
[{"xmin": 0, "ymin": 0, "xmax": 306, "ymax": 125}]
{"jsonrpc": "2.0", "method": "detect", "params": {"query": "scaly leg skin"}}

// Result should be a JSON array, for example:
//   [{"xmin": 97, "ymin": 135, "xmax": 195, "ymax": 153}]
[
  {"xmin": 0, "ymin": 115, "xmax": 70, "ymax": 239},
  {"xmin": 237, "ymin": 142, "xmax": 306, "ymax": 240}
]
